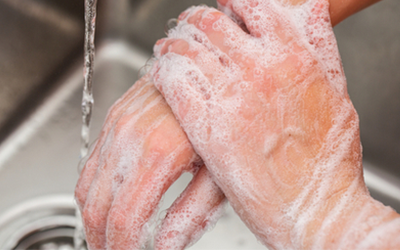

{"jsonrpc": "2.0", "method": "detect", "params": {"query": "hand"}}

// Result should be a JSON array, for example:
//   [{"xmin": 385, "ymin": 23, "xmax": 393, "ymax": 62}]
[
  {"xmin": 153, "ymin": 0, "xmax": 400, "ymax": 248},
  {"xmin": 75, "ymin": 0, "xmax": 393, "ymax": 249},
  {"xmin": 328, "ymin": 0, "xmax": 381, "ymax": 26},
  {"xmin": 75, "ymin": 75, "xmax": 225, "ymax": 250}
]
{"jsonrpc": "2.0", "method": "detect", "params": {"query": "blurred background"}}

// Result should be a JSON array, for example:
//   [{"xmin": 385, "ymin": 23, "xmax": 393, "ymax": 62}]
[{"xmin": 0, "ymin": 0, "xmax": 398, "ymax": 249}]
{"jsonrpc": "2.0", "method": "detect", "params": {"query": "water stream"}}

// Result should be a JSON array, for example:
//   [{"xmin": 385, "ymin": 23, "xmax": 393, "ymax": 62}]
[
  {"xmin": 81, "ymin": 0, "xmax": 97, "ymax": 160},
  {"xmin": 75, "ymin": 5, "xmax": 177, "ymax": 250},
  {"xmin": 75, "ymin": 0, "xmax": 98, "ymax": 249}
]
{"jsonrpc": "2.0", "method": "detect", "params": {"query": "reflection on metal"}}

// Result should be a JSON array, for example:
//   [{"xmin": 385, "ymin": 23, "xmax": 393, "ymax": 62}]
[
  {"xmin": 0, "ymin": 69, "xmax": 82, "ymax": 170},
  {"xmin": 0, "ymin": 195, "xmax": 76, "ymax": 250},
  {"xmin": 1, "ymin": 0, "xmax": 81, "ymax": 34},
  {"xmin": 0, "ymin": 0, "xmax": 399, "ymax": 248},
  {"xmin": 364, "ymin": 161, "xmax": 400, "ymax": 208}
]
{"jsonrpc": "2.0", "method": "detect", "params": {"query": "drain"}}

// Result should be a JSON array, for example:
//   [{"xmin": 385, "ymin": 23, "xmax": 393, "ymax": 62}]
[
  {"xmin": 0, "ymin": 195, "xmax": 85, "ymax": 250},
  {"xmin": 14, "ymin": 225, "xmax": 74, "ymax": 250}
]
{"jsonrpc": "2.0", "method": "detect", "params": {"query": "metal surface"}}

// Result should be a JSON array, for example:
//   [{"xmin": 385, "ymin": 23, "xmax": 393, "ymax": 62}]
[
  {"xmin": 0, "ymin": 0, "xmax": 83, "ymax": 142},
  {"xmin": 0, "ymin": 195, "xmax": 76, "ymax": 249},
  {"xmin": 334, "ymin": 1, "xmax": 400, "ymax": 178},
  {"xmin": 0, "ymin": 0, "xmax": 399, "ymax": 249}
]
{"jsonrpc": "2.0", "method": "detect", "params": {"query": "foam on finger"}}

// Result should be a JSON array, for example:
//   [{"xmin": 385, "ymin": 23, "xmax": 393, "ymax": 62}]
[
  {"xmin": 75, "ymin": 75, "xmax": 153, "ymax": 209},
  {"xmin": 96, "ymin": 81, "xmax": 205, "ymax": 249},
  {"xmin": 220, "ymin": 0, "xmax": 347, "ymax": 94},
  {"xmin": 154, "ymin": 1, "xmax": 400, "ymax": 249},
  {"xmin": 155, "ymin": 166, "xmax": 226, "ymax": 250}
]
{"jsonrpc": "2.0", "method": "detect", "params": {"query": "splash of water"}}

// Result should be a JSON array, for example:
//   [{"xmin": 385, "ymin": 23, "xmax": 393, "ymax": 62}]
[{"xmin": 75, "ymin": 0, "xmax": 98, "ymax": 249}]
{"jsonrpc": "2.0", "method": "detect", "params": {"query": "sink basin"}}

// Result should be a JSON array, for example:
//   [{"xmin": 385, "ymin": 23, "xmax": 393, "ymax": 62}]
[{"xmin": 0, "ymin": 0, "xmax": 399, "ymax": 249}]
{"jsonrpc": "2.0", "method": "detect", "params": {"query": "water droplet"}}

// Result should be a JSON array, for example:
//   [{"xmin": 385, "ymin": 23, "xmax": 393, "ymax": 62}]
[
  {"xmin": 138, "ymin": 65, "xmax": 150, "ymax": 78},
  {"xmin": 138, "ymin": 55, "xmax": 156, "ymax": 78}
]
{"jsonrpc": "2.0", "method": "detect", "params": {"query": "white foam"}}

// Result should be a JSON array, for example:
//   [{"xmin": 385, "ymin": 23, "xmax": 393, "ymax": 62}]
[
  {"xmin": 154, "ymin": 168, "xmax": 226, "ymax": 250},
  {"xmin": 356, "ymin": 217, "xmax": 400, "ymax": 249},
  {"xmin": 153, "ymin": 0, "xmax": 399, "ymax": 249}
]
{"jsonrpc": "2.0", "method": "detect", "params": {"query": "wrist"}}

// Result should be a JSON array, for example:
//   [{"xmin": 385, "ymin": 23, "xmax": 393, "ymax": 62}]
[
  {"xmin": 301, "ymin": 177, "xmax": 400, "ymax": 249},
  {"xmin": 330, "ymin": 0, "xmax": 382, "ymax": 26}
]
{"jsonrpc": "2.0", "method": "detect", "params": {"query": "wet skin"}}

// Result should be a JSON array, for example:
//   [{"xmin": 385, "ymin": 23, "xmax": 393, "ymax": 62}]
[
  {"xmin": 153, "ymin": 0, "xmax": 400, "ymax": 248},
  {"xmin": 75, "ymin": 0, "xmax": 397, "ymax": 249}
]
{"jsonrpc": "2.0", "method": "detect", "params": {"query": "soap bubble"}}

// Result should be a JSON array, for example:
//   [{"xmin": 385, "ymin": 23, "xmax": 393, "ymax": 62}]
[{"xmin": 164, "ymin": 18, "xmax": 178, "ymax": 35}]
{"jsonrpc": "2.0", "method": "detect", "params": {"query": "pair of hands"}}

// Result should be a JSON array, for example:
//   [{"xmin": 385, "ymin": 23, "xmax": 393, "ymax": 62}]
[{"xmin": 76, "ymin": 0, "xmax": 399, "ymax": 249}]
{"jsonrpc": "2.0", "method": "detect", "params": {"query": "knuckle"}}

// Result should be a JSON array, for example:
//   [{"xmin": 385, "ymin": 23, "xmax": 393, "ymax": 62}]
[
  {"xmin": 82, "ymin": 206, "xmax": 106, "ymax": 230},
  {"xmin": 107, "ymin": 207, "xmax": 129, "ymax": 231}
]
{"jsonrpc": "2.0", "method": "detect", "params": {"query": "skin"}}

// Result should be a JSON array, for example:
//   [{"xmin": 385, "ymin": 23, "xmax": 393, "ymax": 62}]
[
  {"xmin": 329, "ymin": 0, "xmax": 381, "ymax": 26},
  {"xmin": 153, "ymin": 0, "xmax": 400, "ymax": 249},
  {"xmin": 275, "ymin": 0, "xmax": 382, "ymax": 26},
  {"xmin": 75, "ymin": 0, "xmax": 393, "ymax": 249},
  {"xmin": 75, "ymin": 75, "xmax": 225, "ymax": 249}
]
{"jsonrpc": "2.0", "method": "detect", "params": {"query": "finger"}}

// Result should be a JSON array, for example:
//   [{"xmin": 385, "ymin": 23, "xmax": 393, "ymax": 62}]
[
  {"xmin": 228, "ymin": 0, "xmax": 375, "ymax": 28},
  {"xmin": 156, "ymin": 26, "xmax": 260, "ymax": 108},
  {"xmin": 75, "ymin": 75, "xmax": 151, "ymax": 209},
  {"xmin": 330, "ymin": 0, "xmax": 381, "ymax": 26},
  {"xmin": 160, "ymin": 39, "xmax": 190, "ymax": 57},
  {"xmin": 155, "ymin": 166, "xmax": 226, "ymax": 250},
  {"xmin": 218, "ymin": 0, "xmax": 302, "ymax": 45},
  {"xmin": 106, "ymin": 119, "xmax": 198, "ymax": 249},
  {"xmin": 153, "ymin": 25, "xmax": 264, "ymax": 124},
  {"xmin": 157, "ymin": 37, "xmax": 239, "ymax": 92},
  {"xmin": 217, "ymin": 0, "xmax": 278, "ymax": 38},
  {"xmin": 152, "ymin": 53, "xmax": 212, "ymax": 152},
  {"xmin": 82, "ymin": 81, "xmax": 166, "ymax": 250},
  {"xmin": 157, "ymin": 7, "xmax": 275, "ymax": 85},
  {"xmin": 215, "ymin": 0, "xmax": 346, "ymax": 96},
  {"xmin": 300, "ymin": 0, "xmax": 347, "ymax": 95},
  {"xmin": 175, "ymin": 6, "xmax": 254, "ymax": 64}
]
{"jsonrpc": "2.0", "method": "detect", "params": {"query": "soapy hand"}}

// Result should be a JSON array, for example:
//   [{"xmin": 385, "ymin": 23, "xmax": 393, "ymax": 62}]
[
  {"xmin": 153, "ymin": 0, "xmax": 400, "ymax": 248},
  {"xmin": 75, "ymin": 0, "xmax": 398, "ymax": 248},
  {"xmin": 75, "ymin": 75, "xmax": 226, "ymax": 250}
]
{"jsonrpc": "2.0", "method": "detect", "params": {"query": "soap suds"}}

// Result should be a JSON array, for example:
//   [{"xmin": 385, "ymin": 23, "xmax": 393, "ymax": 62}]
[{"xmin": 152, "ymin": 0, "xmax": 400, "ymax": 249}]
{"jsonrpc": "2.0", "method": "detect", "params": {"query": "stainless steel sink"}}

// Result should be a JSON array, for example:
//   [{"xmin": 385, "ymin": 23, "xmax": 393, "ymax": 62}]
[{"xmin": 0, "ymin": 0, "xmax": 399, "ymax": 249}]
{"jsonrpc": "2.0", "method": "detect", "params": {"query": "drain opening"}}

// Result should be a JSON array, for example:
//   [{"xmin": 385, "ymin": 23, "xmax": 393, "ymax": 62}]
[
  {"xmin": 15, "ymin": 226, "xmax": 75, "ymax": 250},
  {"xmin": 0, "ymin": 195, "xmax": 87, "ymax": 250}
]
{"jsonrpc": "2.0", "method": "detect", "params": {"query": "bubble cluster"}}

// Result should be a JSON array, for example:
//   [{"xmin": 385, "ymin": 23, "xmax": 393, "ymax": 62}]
[
  {"xmin": 78, "ymin": 76, "xmax": 227, "ymax": 249},
  {"xmin": 153, "ymin": 0, "xmax": 400, "ymax": 249},
  {"xmin": 154, "ymin": 167, "xmax": 226, "ymax": 249}
]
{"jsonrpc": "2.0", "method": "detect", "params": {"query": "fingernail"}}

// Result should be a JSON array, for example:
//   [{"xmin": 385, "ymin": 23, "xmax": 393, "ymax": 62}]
[{"xmin": 169, "ymin": 40, "xmax": 189, "ymax": 55}]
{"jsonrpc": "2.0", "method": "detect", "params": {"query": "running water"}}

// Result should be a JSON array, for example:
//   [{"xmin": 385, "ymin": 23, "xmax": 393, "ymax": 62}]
[
  {"xmin": 75, "ymin": 0, "xmax": 98, "ymax": 249},
  {"xmin": 81, "ymin": 0, "xmax": 97, "ymax": 160}
]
